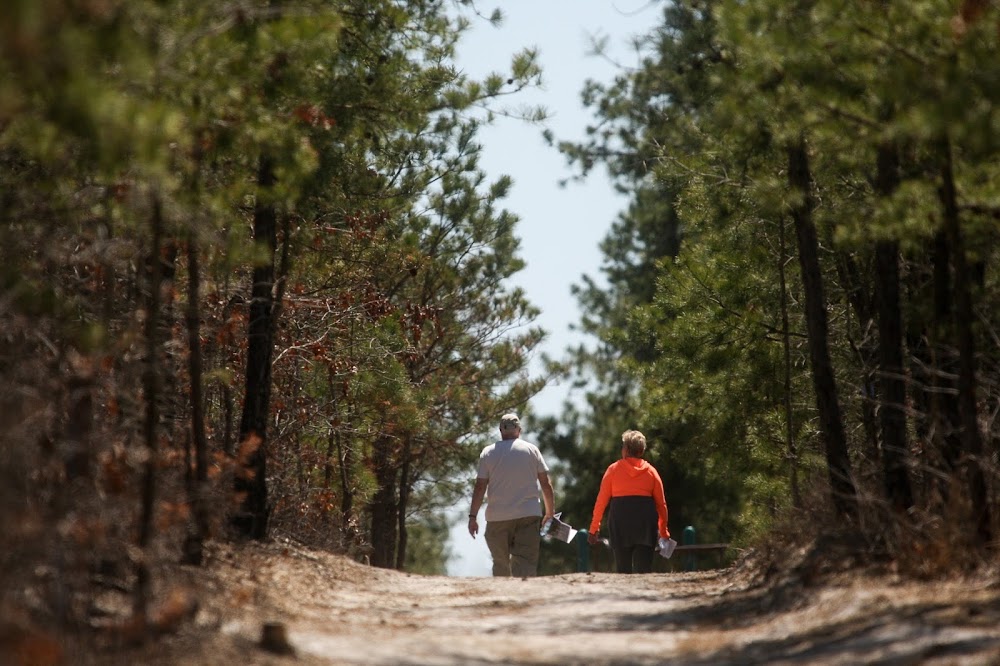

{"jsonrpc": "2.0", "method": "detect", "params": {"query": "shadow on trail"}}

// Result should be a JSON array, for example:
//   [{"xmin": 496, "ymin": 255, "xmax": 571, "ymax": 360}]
[{"xmin": 617, "ymin": 580, "xmax": 1000, "ymax": 665}]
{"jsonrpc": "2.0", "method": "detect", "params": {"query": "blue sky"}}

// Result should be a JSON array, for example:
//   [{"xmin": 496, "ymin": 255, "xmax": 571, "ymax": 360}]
[{"xmin": 446, "ymin": 1, "xmax": 660, "ymax": 576}]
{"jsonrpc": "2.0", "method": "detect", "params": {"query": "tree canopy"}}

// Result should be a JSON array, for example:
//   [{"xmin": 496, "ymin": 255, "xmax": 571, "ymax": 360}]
[
  {"xmin": 1, "ymin": 0, "xmax": 553, "ymax": 629},
  {"xmin": 4, "ymin": 2, "xmax": 1000, "ymax": 643},
  {"xmin": 544, "ymin": 0, "xmax": 1000, "ymax": 572}
]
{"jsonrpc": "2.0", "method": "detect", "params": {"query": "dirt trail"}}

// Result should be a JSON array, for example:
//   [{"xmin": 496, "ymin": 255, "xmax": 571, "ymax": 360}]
[{"xmin": 110, "ymin": 541, "xmax": 1000, "ymax": 665}]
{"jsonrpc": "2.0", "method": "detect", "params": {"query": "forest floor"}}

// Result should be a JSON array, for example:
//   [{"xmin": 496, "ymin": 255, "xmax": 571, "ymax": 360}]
[{"xmin": 63, "ymin": 539, "xmax": 1000, "ymax": 665}]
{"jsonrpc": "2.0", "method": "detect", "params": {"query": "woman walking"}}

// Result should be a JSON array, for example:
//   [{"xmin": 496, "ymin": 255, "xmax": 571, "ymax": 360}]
[{"xmin": 588, "ymin": 430, "xmax": 670, "ymax": 573}]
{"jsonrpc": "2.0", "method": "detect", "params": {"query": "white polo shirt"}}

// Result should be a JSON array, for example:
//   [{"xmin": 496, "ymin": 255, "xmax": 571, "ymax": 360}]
[{"xmin": 477, "ymin": 437, "xmax": 549, "ymax": 522}]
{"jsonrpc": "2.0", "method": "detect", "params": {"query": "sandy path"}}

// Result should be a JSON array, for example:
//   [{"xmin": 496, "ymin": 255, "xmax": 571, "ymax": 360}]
[{"xmin": 118, "ymin": 541, "xmax": 1000, "ymax": 666}]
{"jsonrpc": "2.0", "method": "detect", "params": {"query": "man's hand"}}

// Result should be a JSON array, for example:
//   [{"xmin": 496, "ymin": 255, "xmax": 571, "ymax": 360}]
[
  {"xmin": 468, "ymin": 516, "xmax": 478, "ymax": 538},
  {"xmin": 587, "ymin": 531, "xmax": 600, "ymax": 545}
]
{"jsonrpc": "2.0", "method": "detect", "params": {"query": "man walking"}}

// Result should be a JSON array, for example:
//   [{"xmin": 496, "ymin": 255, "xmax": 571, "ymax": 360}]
[{"xmin": 468, "ymin": 413, "xmax": 555, "ymax": 577}]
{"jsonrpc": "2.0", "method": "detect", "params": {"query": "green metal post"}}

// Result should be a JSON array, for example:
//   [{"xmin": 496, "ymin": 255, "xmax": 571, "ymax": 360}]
[
  {"xmin": 575, "ymin": 530, "xmax": 590, "ymax": 573},
  {"xmin": 683, "ymin": 525, "xmax": 696, "ymax": 571}
]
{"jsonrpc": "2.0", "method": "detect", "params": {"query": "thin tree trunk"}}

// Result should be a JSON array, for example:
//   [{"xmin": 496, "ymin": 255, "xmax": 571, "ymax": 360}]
[
  {"xmin": 834, "ymin": 252, "xmax": 881, "ymax": 466},
  {"xmin": 216, "ymin": 295, "xmax": 241, "ymax": 458},
  {"xmin": 906, "ymin": 230, "xmax": 962, "ymax": 506},
  {"xmin": 158, "ymin": 241, "xmax": 180, "ymax": 424},
  {"xmin": 786, "ymin": 138, "xmax": 858, "ymax": 520},
  {"xmin": 777, "ymin": 216, "xmax": 802, "ymax": 508},
  {"xmin": 369, "ymin": 435, "xmax": 399, "ymax": 569},
  {"xmin": 395, "ymin": 438, "xmax": 412, "ymax": 570},
  {"xmin": 874, "ymin": 142, "xmax": 914, "ymax": 513},
  {"xmin": 134, "ymin": 194, "xmax": 164, "ymax": 623},
  {"xmin": 62, "ymin": 363, "xmax": 94, "ymax": 481},
  {"xmin": 324, "ymin": 425, "xmax": 336, "ymax": 488},
  {"xmin": 938, "ymin": 137, "xmax": 991, "ymax": 546},
  {"xmin": 904, "ymin": 326, "xmax": 931, "ymax": 494},
  {"xmin": 931, "ymin": 230, "xmax": 963, "ymax": 477},
  {"xmin": 337, "ymin": 426, "xmax": 354, "ymax": 536},
  {"xmin": 183, "ymin": 233, "xmax": 211, "ymax": 565},
  {"xmin": 233, "ymin": 155, "xmax": 277, "ymax": 540},
  {"xmin": 222, "ymin": 384, "xmax": 235, "ymax": 457}
]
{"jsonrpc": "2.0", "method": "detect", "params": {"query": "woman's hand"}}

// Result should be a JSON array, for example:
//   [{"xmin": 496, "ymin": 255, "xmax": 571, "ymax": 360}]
[{"xmin": 587, "ymin": 531, "xmax": 600, "ymax": 545}]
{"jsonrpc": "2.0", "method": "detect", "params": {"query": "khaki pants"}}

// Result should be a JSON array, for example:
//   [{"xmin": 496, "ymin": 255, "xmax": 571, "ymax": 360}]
[{"xmin": 484, "ymin": 516, "xmax": 542, "ymax": 577}]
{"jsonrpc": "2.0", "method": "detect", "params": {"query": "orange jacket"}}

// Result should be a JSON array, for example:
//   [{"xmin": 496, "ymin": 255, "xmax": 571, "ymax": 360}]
[{"xmin": 589, "ymin": 457, "xmax": 670, "ymax": 539}]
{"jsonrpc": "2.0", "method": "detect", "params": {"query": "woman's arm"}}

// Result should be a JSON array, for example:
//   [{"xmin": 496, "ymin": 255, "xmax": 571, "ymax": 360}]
[{"xmin": 651, "ymin": 468, "xmax": 670, "ymax": 539}]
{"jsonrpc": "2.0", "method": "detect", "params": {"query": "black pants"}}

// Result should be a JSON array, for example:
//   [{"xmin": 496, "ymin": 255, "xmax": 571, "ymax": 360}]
[
  {"xmin": 613, "ymin": 544, "xmax": 654, "ymax": 574},
  {"xmin": 608, "ymin": 495, "xmax": 658, "ymax": 574}
]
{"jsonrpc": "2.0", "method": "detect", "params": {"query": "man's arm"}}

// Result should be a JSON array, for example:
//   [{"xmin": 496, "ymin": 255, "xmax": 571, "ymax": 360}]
[
  {"xmin": 538, "ymin": 472, "xmax": 555, "ymax": 522},
  {"xmin": 468, "ymin": 478, "xmax": 488, "ymax": 538}
]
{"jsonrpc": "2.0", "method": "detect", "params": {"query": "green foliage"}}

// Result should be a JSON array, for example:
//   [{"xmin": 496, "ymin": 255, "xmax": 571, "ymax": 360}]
[
  {"xmin": 0, "ymin": 0, "xmax": 555, "ymax": 587},
  {"xmin": 402, "ymin": 511, "xmax": 452, "ymax": 575},
  {"xmin": 548, "ymin": 0, "xmax": 1000, "ymax": 559}
]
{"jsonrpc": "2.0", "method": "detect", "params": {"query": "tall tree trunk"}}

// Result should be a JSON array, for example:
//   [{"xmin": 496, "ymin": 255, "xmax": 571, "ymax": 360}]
[
  {"xmin": 938, "ymin": 137, "xmax": 991, "ymax": 546},
  {"xmin": 369, "ymin": 436, "xmax": 399, "ymax": 569},
  {"xmin": 62, "ymin": 361, "xmax": 95, "ymax": 482},
  {"xmin": 134, "ymin": 194, "xmax": 164, "ymax": 623},
  {"xmin": 395, "ymin": 438, "xmax": 412, "ymax": 570},
  {"xmin": 233, "ymin": 155, "xmax": 277, "ymax": 540},
  {"xmin": 786, "ymin": 139, "xmax": 858, "ymax": 520},
  {"xmin": 218, "ymin": 297, "xmax": 241, "ymax": 458},
  {"xmin": 158, "ymin": 241, "xmax": 180, "ymax": 424},
  {"xmin": 777, "ymin": 216, "xmax": 802, "ymax": 508},
  {"xmin": 906, "ymin": 230, "xmax": 962, "ymax": 506},
  {"xmin": 183, "ymin": 233, "xmax": 211, "ymax": 565},
  {"xmin": 874, "ymin": 143, "xmax": 914, "ymax": 513},
  {"xmin": 324, "ymin": 368, "xmax": 338, "ymax": 490},
  {"xmin": 931, "ymin": 230, "xmax": 963, "ymax": 477},
  {"xmin": 337, "ymin": 426, "xmax": 354, "ymax": 537},
  {"xmin": 323, "ymin": 427, "xmax": 335, "ymax": 489},
  {"xmin": 833, "ymin": 251, "xmax": 881, "ymax": 467}
]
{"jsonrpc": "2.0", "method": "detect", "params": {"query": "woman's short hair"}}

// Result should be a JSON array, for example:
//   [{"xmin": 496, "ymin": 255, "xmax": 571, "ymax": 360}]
[{"xmin": 622, "ymin": 430, "xmax": 646, "ymax": 457}]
